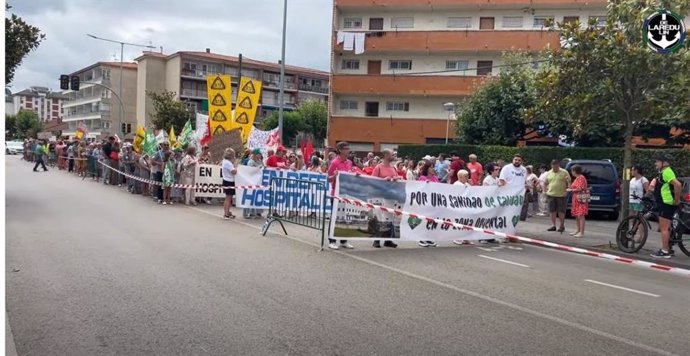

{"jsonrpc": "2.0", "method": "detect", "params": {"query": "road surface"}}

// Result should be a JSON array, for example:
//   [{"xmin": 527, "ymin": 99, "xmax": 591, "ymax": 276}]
[{"xmin": 6, "ymin": 156, "xmax": 690, "ymax": 355}]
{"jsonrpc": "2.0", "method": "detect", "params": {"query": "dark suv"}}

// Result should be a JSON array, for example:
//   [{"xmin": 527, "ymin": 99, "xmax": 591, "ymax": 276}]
[
  {"xmin": 564, "ymin": 159, "xmax": 621, "ymax": 220},
  {"xmin": 675, "ymin": 177, "xmax": 690, "ymax": 235}
]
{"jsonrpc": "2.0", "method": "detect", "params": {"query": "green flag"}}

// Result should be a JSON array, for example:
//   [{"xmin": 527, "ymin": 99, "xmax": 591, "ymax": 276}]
[
  {"xmin": 143, "ymin": 129, "xmax": 158, "ymax": 156},
  {"xmin": 179, "ymin": 120, "xmax": 194, "ymax": 148}
]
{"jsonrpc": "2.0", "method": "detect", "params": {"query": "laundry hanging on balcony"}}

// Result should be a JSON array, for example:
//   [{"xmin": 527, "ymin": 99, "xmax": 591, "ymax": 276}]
[
  {"xmin": 337, "ymin": 31, "xmax": 365, "ymax": 54},
  {"xmin": 354, "ymin": 33, "xmax": 365, "ymax": 54}
]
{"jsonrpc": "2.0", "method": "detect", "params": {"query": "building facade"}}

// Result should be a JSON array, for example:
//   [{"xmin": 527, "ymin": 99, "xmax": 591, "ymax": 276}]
[
  {"xmin": 62, "ymin": 62, "xmax": 138, "ymax": 138},
  {"xmin": 135, "ymin": 50, "xmax": 329, "ymax": 128},
  {"xmin": 329, "ymin": 0, "xmax": 607, "ymax": 152},
  {"xmin": 11, "ymin": 86, "xmax": 68, "ymax": 122}
]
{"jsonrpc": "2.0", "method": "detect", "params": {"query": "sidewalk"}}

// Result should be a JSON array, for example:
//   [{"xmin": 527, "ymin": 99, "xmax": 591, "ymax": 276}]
[{"xmin": 516, "ymin": 215, "xmax": 690, "ymax": 268}]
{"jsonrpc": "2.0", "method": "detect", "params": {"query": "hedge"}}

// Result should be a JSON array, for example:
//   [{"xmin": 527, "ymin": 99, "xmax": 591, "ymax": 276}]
[{"xmin": 397, "ymin": 144, "xmax": 690, "ymax": 177}]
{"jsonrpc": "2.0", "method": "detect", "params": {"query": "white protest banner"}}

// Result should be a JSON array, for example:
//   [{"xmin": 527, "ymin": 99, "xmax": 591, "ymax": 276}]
[
  {"xmin": 235, "ymin": 165, "xmax": 332, "ymax": 212},
  {"xmin": 329, "ymin": 173, "xmax": 525, "ymax": 241},
  {"xmin": 195, "ymin": 164, "xmax": 225, "ymax": 198}
]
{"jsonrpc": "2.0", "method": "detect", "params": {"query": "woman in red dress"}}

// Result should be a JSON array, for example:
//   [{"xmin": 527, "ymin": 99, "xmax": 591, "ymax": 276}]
[{"xmin": 567, "ymin": 165, "xmax": 589, "ymax": 237}]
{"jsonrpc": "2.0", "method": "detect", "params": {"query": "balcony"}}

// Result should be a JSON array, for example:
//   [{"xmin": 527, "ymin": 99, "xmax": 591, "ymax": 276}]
[
  {"xmin": 261, "ymin": 98, "xmax": 297, "ymax": 108},
  {"xmin": 63, "ymin": 111, "xmax": 109, "ymax": 122},
  {"xmin": 331, "ymin": 74, "xmax": 482, "ymax": 96},
  {"xmin": 328, "ymin": 116, "xmax": 454, "ymax": 147},
  {"xmin": 180, "ymin": 89, "xmax": 209, "ymax": 99},
  {"xmin": 263, "ymin": 81, "xmax": 298, "ymax": 91},
  {"xmin": 334, "ymin": 30, "xmax": 560, "ymax": 53},
  {"xmin": 298, "ymin": 84, "xmax": 329, "ymax": 94},
  {"xmin": 335, "ymin": 0, "xmax": 605, "ymax": 8}
]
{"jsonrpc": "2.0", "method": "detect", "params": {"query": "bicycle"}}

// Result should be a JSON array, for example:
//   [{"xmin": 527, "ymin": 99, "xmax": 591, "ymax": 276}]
[{"xmin": 616, "ymin": 194, "xmax": 690, "ymax": 256}]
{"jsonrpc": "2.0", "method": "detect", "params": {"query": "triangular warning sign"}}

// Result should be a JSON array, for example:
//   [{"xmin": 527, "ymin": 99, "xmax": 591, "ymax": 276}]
[
  {"xmin": 235, "ymin": 112, "xmax": 249, "ymax": 124},
  {"xmin": 211, "ymin": 93, "xmax": 226, "ymax": 106},
  {"xmin": 210, "ymin": 76, "xmax": 226, "ymax": 90},
  {"xmin": 211, "ymin": 109, "xmax": 228, "ymax": 122},
  {"xmin": 213, "ymin": 125, "xmax": 226, "ymax": 135},
  {"xmin": 241, "ymin": 80, "xmax": 256, "ymax": 94},
  {"xmin": 238, "ymin": 97, "xmax": 252, "ymax": 109}
]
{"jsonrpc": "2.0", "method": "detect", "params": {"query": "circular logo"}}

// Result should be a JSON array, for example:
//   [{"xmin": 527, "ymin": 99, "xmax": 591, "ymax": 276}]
[{"xmin": 643, "ymin": 9, "xmax": 686, "ymax": 54}]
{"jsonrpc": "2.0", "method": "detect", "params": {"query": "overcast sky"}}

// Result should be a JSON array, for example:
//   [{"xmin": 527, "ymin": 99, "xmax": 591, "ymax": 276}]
[{"xmin": 7, "ymin": 0, "xmax": 332, "ymax": 92}]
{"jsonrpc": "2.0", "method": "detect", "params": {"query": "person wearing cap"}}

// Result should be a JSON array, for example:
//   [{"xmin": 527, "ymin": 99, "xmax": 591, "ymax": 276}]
[
  {"xmin": 243, "ymin": 148, "xmax": 265, "ymax": 219},
  {"xmin": 651, "ymin": 155, "xmax": 682, "ymax": 259},
  {"xmin": 327, "ymin": 141, "xmax": 355, "ymax": 250},
  {"xmin": 448, "ymin": 151, "xmax": 466, "ymax": 184},
  {"xmin": 150, "ymin": 141, "xmax": 170, "ymax": 204},
  {"xmin": 266, "ymin": 146, "xmax": 288, "ymax": 169},
  {"xmin": 121, "ymin": 143, "xmax": 136, "ymax": 192}
]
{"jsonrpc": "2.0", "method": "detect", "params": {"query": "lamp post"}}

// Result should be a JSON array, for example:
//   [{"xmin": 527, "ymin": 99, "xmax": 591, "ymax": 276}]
[
  {"xmin": 443, "ymin": 102, "xmax": 456, "ymax": 144},
  {"xmin": 86, "ymin": 34, "xmax": 156, "ymax": 137},
  {"xmin": 278, "ymin": 0, "xmax": 288, "ymax": 144}
]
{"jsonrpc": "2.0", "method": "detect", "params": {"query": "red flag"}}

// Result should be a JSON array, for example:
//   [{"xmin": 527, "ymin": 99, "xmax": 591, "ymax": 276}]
[
  {"xmin": 200, "ymin": 116, "xmax": 212, "ymax": 146},
  {"xmin": 302, "ymin": 139, "xmax": 314, "ymax": 160}
]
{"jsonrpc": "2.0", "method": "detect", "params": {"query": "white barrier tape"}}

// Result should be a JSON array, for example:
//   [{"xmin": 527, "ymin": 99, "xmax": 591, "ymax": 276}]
[
  {"xmin": 331, "ymin": 195, "xmax": 690, "ymax": 278},
  {"xmin": 96, "ymin": 161, "xmax": 266, "ymax": 190}
]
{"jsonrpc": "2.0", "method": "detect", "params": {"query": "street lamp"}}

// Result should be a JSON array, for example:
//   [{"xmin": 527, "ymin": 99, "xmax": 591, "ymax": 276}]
[
  {"xmin": 277, "ymin": 0, "xmax": 288, "ymax": 144},
  {"xmin": 86, "ymin": 34, "xmax": 156, "ymax": 137},
  {"xmin": 443, "ymin": 102, "xmax": 456, "ymax": 144}
]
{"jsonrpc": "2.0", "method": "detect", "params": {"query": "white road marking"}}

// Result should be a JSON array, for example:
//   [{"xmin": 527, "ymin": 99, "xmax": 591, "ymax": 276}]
[
  {"xmin": 476, "ymin": 247, "xmax": 496, "ymax": 252},
  {"xmin": 184, "ymin": 206, "xmax": 676, "ymax": 356},
  {"xmin": 584, "ymin": 279, "xmax": 660, "ymax": 298},
  {"xmin": 478, "ymin": 254, "xmax": 530, "ymax": 268}
]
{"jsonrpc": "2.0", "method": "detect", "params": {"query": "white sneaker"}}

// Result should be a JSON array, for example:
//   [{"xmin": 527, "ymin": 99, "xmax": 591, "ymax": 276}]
[
  {"xmin": 340, "ymin": 242, "xmax": 354, "ymax": 249},
  {"xmin": 427, "ymin": 241, "xmax": 437, "ymax": 247},
  {"xmin": 417, "ymin": 241, "xmax": 429, "ymax": 247},
  {"xmin": 328, "ymin": 242, "xmax": 339, "ymax": 250},
  {"xmin": 452, "ymin": 239, "xmax": 464, "ymax": 246}
]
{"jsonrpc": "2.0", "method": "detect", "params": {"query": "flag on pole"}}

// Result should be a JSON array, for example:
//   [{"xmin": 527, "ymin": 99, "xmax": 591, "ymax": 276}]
[
  {"xmin": 75, "ymin": 122, "xmax": 88, "ymax": 140},
  {"xmin": 179, "ymin": 120, "xmax": 194, "ymax": 148},
  {"xmin": 133, "ymin": 125, "xmax": 146, "ymax": 153},
  {"xmin": 169, "ymin": 126, "xmax": 177, "ymax": 148},
  {"xmin": 144, "ymin": 129, "xmax": 158, "ymax": 156}
]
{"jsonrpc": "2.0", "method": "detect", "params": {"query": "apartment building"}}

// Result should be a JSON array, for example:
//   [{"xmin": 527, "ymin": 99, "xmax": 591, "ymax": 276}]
[
  {"xmin": 62, "ymin": 62, "xmax": 138, "ymax": 138},
  {"xmin": 329, "ymin": 0, "xmax": 607, "ymax": 152},
  {"xmin": 11, "ymin": 86, "xmax": 68, "ymax": 122},
  {"xmin": 135, "ymin": 50, "xmax": 329, "ymax": 128}
]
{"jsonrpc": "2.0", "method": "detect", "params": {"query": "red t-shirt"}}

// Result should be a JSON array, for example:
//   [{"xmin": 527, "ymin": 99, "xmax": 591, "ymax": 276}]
[
  {"xmin": 449, "ymin": 158, "xmax": 466, "ymax": 184},
  {"xmin": 266, "ymin": 155, "xmax": 287, "ymax": 168},
  {"xmin": 467, "ymin": 162, "xmax": 483, "ymax": 186},
  {"xmin": 363, "ymin": 166, "xmax": 375, "ymax": 175}
]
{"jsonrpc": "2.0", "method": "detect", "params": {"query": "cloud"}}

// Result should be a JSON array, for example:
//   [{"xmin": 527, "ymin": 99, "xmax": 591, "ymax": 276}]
[{"xmin": 7, "ymin": 0, "xmax": 331, "ymax": 92}]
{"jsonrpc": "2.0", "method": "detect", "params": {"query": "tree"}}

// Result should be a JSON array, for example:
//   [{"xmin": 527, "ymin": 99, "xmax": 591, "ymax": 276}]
[
  {"xmin": 5, "ymin": 114, "xmax": 18, "ymax": 140},
  {"xmin": 528, "ymin": 0, "xmax": 690, "ymax": 218},
  {"xmin": 13, "ymin": 110, "xmax": 42, "ymax": 139},
  {"xmin": 456, "ymin": 52, "xmax": 539, "ymax": 146},
  {"xmin": 5, "ymin": 4, "xmax": 45, "ymax": 84},
  {"xmin": 261, "ymin": 100, "xmax": 328, "ymax": 145},
  {"xmin": 147, "ymin": 90, "xmax": 194, "ymax": 132}
]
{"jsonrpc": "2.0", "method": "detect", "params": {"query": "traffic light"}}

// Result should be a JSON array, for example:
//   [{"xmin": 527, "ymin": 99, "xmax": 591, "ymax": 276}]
[
  {"xmin": 60, "ymin": 75, "xmax": 69, "ymax": 90},
  {"xmin": 70, "ymin": 76, "xmax": 80, "ymax": 91}
]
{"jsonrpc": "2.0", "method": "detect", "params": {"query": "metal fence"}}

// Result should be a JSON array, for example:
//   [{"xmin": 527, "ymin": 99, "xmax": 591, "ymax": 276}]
[{"xmin": 261, "ymin": 177, "xmax": 330, "ymax": 248}]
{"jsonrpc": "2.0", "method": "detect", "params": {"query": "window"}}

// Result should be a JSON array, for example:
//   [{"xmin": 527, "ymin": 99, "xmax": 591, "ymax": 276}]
[
  {"xmin": 533, "ymin": 16, "xmax": 554, "ymax": 28},
  {"xmin": 479, "ymin": 17, "xmax": 495, "ymax": 30},
  {"xmin": 389, "ymin": 60, "xmax": 412, "ymax": 70},
  {"xmin": 391, "ymin": 17, "xmax": 414, "ymax": 29},
  {"xmin": 344, "ymin": 17, "xmax": 362, "ymax": 29},
  {"xmin": 563, "ymin": 16, "xmax": 579, "ymax": 25},
  {"xmin": 502, "ymin": 16, "xmax": 524, "ymax": 28},
  {"xmin": 477, "ymin": 60, "xmax": 493, "ymax": 76},
  {"xmin": 386, "ymin": 102, "xmax": 409, "ymax": 112},
  {"xmin": 589, "ymin": 16, "xmax": 606, "ymax": 27},
  {"xmin": 365, "ymin": 102, "xmax": 379, "ymax": 117},
  {"xmin": 445, "ymin": 60, "xmax": 469, "ymax": 71},
  {"xmin": 339, "ymin": 100, "xmax": 358, "ymax": 110},
  {"xmin": 447, "ymin": 17, "xmax": 471, "ymax": 28},
  {"xmin": 369, "ymin": 18, "xmax": 384, "ymax": 31},
  {"xmin": 341, "ymin": 60, "xmax": 360, "ymax": 70}
]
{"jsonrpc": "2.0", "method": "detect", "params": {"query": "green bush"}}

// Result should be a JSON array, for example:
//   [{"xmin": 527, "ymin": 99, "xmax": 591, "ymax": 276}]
[{"xmin": 397, "ymin": 144, "xmax": 690, "ymax": 177}]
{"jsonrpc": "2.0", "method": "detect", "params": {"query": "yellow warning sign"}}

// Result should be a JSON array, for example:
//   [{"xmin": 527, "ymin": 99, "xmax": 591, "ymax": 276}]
[
  {"xmin": 207, "ymin": 75, "xmax": 235, "ymax": 134},
  {"xmin": 211, "ymin": 93, "xmax": 226, "ymax": 106},
  {"xmin": 238, "ymin": 97, "xmax": 252, "ymax": 109},
  {"xmin": 242, "ymin": 80, "xmax": 256, "ymax": 94},
  {"xmin": 233, "ymin": 77, "xmax": 263, "ymax": 143},
  {"xmin": 210, "ymin": 76, "xmax": 226, "ymax": 90},
  {"xmin": 235, "ymin": 112, "xmax": 249, "ymax": 124}
]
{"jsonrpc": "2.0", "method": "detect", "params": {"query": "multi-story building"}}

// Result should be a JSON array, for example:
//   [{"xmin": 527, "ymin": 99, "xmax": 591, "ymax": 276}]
[
  {"xmin": 135, "ymin": 49, "xmax": 329, "ymax": 127},
  {"xmin": 62, "ymin": 61, "xmax": 138, "ymax": 138},
  {"xmin": 11, "ymin": 86, "xmax": 68, "ymax": 122},
  {"xmin": 328, "ymin": 0, "xmax": 607, "ymax": 152}
]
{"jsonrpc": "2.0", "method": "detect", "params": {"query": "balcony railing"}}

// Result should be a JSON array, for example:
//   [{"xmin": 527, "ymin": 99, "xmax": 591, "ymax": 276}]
[
  {"xmin": 263, "ymin": 80, "xmax": 298, "ymax": 90},
  {"xmin": 181, "ymin": 89, "xmax": 208, "ymax": 99},
  {"xmin": 261, "ymin": 99, "xmax": 296, "ymax": 107},
  {"xmin": 298, "ymin": 84, "xmax": 328, "ymax": 94}
]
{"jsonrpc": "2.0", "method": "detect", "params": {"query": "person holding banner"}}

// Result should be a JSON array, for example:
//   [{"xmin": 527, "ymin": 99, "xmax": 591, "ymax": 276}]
[
  {"xmin": 483, "ymin": 163, "xmax": 500, "ymax": 186},
  {"xmin": 266, "ymin": 146, "xmax": 288, "ymax": 169},
  {"xmin": 417, "ymin": 163, "xmax": 439, "ymax": 247},
  {"xmin": 243, "ymin": 149, "xmax": 264, "ymax": 219},
  {"xmin": 221, "ymin": 148, "xmax": 238, "ymax": 219},
  {"xmin": 371, "ymin": 149, "xmax": 400, "ymax": 249},
  {"xmin": 327, "ymin": 142, "xmax": 355, "ymax": 250}
]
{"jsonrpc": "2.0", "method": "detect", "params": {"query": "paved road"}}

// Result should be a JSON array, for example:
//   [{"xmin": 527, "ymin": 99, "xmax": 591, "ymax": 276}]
[{"xmin": 6, "ymin": 156, "xmax": 690, "ymax": 355}]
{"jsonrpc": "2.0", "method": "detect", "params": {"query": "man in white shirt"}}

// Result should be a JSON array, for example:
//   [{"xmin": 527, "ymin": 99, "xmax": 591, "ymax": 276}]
[{"xmin": 498, "ymin": 154, "xmax": 527, "ymax": 187}]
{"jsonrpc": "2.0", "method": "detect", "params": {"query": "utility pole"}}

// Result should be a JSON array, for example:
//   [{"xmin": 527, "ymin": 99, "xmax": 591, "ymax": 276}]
[
  {"xmin": 278, "ymin": 0, "xmax": 288, "ymax": 144},
  {"xmin": 86, "ymin": 34, "xmax": 156, "ymax": 137}
]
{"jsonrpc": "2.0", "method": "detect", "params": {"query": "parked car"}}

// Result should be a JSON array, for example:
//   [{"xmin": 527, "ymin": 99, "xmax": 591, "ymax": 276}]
[
  {"xmin": 5, "ymin": 141, "xmax": 24, "ymax": 155},
  {"xmin": 564, "ymin": 159, "xmax": 621, "ymax": 220},
  {"xmin": 673, "ymin": 177, "xmax": 690, "ymax": 235}
]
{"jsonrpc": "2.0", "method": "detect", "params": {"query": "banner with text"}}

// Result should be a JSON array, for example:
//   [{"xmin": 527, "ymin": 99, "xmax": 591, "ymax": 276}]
[
  {"xmin": 329, "ymin": 173, "xmax": 525, "ymax": 241},
  {"xmin": 206, "ymin": 74, "xmax": 234, "ymax": 136},
  {"xmin": 235, "ymin": 166, "xmax": 331, "ymax": 212},
  {"xmin": 194, "ymin": 164, "xmax": 225, "ymax": 198}
]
